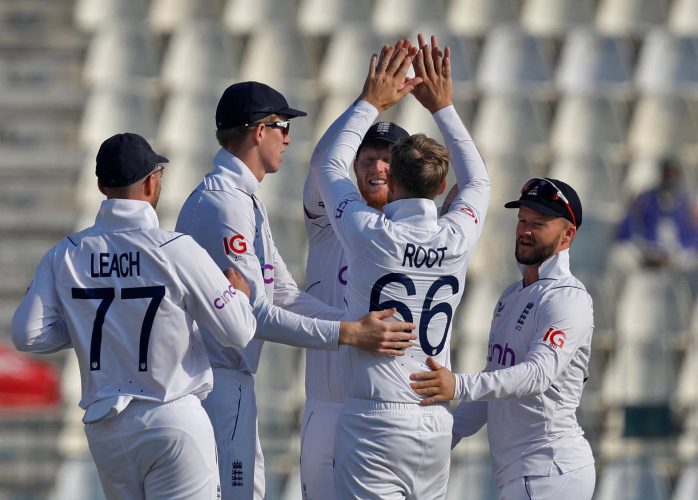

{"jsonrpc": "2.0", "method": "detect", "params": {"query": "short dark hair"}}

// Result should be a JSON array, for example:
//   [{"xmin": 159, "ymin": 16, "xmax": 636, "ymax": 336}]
[{"xmin": 389, "ymin": 134, "xmax": 449, "ymax": 199}]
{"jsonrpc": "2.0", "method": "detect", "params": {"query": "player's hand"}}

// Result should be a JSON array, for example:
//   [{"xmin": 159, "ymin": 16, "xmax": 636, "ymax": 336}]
[
  {"xmin": 411, "ymin": 34, "xmax": 452, "ymax": 114},
  {"xmin": 224, "ymin": 268, "xmax": 250, "ymax": 299},
  {"xmin": 339, "ymin": 308, "xmax": 416, "ymax": 355},
  {"xmin": 360, "ymin": 39, "xmax": 422, "ymax": 112},
  {"xmin": 410, "ymin": 357, "xmax": 456, "ymax": 404}
]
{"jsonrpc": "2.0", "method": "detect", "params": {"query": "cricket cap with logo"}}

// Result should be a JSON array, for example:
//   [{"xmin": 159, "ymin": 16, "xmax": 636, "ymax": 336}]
[
  {"xmin": 358, "ymin": 121, "xmax": 409, "ymax": 154},
  {"xmin": 96, "ymin": 133, "xmax": 168, "ymax": 188},
  {"xmin": 504, "ymin": 177, "xmax": 583, "ymax": 228},
  {"xmin": 215, "ymin": 81, "xmax": 307, "ymax": 129}
]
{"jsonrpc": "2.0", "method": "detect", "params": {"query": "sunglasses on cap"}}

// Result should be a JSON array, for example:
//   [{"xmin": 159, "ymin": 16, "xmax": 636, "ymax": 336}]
[
  {"xmin": 244, "ymin": 120, "xmax": 291, "ymax": 135},
  {"xmin": 520, "ymin": 177, "xmax": 577, "ymax": 228}
]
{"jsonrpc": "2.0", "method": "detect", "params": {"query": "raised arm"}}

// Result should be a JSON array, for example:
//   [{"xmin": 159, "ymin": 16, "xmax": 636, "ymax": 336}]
[
  {"xmin": 310, "ymin": 40, "xmax": 421, "ymax": 248},
  {"xmin": 412, "ymin": 34, "xmax": 490, "ymax": 237}
]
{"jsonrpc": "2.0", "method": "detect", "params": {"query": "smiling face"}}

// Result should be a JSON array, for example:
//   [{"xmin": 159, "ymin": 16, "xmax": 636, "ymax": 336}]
[
  {"xmin": 353, "ymin": 142, "xmax": 391, "ymax": 210},
  {"xmin": 515, "ymin": 205, "xmax": 574, "ymax": 266}
]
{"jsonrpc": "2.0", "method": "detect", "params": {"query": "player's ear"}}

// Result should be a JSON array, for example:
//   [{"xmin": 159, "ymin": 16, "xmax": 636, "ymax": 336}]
[
  {"xmin": 438, "ymin": 178, "xmax": 447, "ymax": 195},
  {"xmin": 98, "ymin": 180, "xmax": 106, "ymax": 196}
]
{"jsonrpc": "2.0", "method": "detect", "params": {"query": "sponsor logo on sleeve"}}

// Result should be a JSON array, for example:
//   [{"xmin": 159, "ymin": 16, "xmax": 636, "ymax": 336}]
[
  {"xmin": 338, "ymin": 265, "xmax": 348, "ymax": 286},
  {"xmin": 543, "ymin": 327, "xmax": 567, "ymax": 348},
  {"xmin": 213, "ymin": 285, "xmax": 238, "ymax": 309},
  {"xmin": 335, "ymin": 198, "xmax": 355, "ymax": 219},
  {"xmin": 223, "ymin": 234, "xmax": 247, "ymax": 261},
  {"xmin": 458, "ymin": 206, "xmax": 479, "ymax": 224}
]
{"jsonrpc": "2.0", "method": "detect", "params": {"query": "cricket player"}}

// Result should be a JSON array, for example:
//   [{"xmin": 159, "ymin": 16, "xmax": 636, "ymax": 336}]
[
  {"xmin": 12, "ymin": 133, "xmax": 257, "ymax": 500},
  {"xmin": 176, "ymin": 81, "xmax": 416, "ymax": 500},
  {"xmin": 311, "ymin": 36, "xmax": 491, "ymax": 499},
  {"xmin": 302, "ymin": 117, "xmax": 409, "ymax": 498},
  {"xmin": 410, "ymin": 178, "xmax": 596, "ymax": 499}
]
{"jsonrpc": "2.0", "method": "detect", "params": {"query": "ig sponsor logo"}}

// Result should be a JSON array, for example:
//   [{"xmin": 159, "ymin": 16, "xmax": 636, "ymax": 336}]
[
  {"xmin": 223, "ymin": 234, "xmax": 247, "ymax": 260},
  {"xmin": 543, "ymin": 327, "xmax": 566, "ymax": 348},
  {"xmin": 213, "ymin": 285, "xmax": 237, "ymax": 310},
  {"xmin": 458, "ymin": 206, "xmax": 478, "ymax": 224}
]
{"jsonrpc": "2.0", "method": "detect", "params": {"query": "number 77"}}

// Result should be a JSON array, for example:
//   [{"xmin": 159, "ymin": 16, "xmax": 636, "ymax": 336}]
[{"xmin": 72, "ymin": 286, "xmax": 166, "ymax": 371}]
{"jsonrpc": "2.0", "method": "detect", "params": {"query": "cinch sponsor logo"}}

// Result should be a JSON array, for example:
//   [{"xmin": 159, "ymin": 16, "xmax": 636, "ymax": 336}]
[
  {"xmin": 213, "ymin": 285, "xmax": 237, "ymax": 309},
  {"xmin": 223, "ymin": 234, "xmax": 247, "ymax": 255},
  {"xmin": 543, "ymin": 327, "xmax": 566, "ymax": 348},
  {"xmin": 258, "ymin": 257, "xmax": 274, "ymax": 285},
  {"xmin": 488, "ymin": 341, "xmax": 516, "ymax": 366},
  {"xmin": 338, "ymin": 265, "xmax": 348, "ymax": 285},
  {"xmin": 335, "ymin": 198, "xmax": 353, "ymax": 219}
]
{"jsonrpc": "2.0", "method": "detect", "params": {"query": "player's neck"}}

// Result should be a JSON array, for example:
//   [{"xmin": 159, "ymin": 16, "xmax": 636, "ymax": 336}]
[{"xmin": 522, "ymin": 265, "xmax": 540, "ymax": 287}]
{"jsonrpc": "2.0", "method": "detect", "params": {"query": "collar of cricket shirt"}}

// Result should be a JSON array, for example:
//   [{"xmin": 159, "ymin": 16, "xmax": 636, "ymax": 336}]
[
  {"xmin": 518, "ymin": 248, "xmax": 572, "ymax": 281},
  {"xmin": 212, "ymin": 148, "xmax": 260, "ymax": 196},
  {"xmin": 94, "ymin": 199, "xmax": 159, "ymax": 231},
  {"xmin": 383, "ymin": 198, "xmax": 439, "ymax": 229}
]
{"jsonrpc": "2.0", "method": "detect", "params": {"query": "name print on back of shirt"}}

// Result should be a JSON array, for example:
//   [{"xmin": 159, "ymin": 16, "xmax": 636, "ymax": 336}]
[{"xmin": 90, "ymin": 252, "xmax": 141, "ymax": 278}]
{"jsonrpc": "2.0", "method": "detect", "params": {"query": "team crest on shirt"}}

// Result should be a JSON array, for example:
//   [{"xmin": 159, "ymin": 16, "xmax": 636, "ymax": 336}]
[
  {"xmin": 543, "ymin": 327, "xmax": 567, "ymax": 348},
  {"xmin": 515, "ymin": 302, "xmax": 535, "ymax": 331}
]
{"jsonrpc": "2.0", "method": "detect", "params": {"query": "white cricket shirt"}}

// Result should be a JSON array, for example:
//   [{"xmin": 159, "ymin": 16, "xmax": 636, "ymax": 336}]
[
  {"xmin": 302, "ymin": 105, "xmax": 356, "ymax": 402},
  {"xmin": 452, "ymin": 249, "xmax": 595, "ymax": 487},
  {"xmin": 176, "ymin": 149, "xmax": 343, "ymax": 374},
  {"xmin": 12, "ymin": 199, "xmax": 256, "ymax": 410},
  {"xmin": 312, "ymin": 100, "xmax": 491, "ymax": 403}
]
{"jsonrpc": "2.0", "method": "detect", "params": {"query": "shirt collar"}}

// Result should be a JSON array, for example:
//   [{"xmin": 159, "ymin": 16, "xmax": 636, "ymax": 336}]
[
  {"xmin": 383, "ymin": 198, "xmax": 439, "ymax": 229},
  {"xmin": 93, "ymin": 199, "xmax": 159, "ymax": 231},
  {"xmin": 518, "ymin": 248, "xmax": 572, "ymax": 281},
  {"xmin": 212, "ymin": 148, "xmax": 260, "ymax": 195}
]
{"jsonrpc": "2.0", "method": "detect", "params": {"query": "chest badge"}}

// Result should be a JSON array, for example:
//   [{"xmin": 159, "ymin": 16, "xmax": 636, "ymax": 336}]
[{"xmin": 515, "ymin": 301, "xmax": 535, "ymax": 331}]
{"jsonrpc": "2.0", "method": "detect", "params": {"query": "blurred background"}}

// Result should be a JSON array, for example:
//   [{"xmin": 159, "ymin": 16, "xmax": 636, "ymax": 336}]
[{"xmin": 0, "ymin": 0, "xmax": 697, "ymax": 498}]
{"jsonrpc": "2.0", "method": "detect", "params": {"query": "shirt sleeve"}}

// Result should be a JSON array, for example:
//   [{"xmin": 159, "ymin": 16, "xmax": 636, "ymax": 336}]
[
  {"xmin": 199, "ymin": 192, "xmax": 341, "ymax": 350},
  {"xmin": 455, "ymin": 286, "xmax": 594, "ymax": 400},
  {"xmin": 171, "ymin": 237, "xmax": 256, "ymax": 349},
  {"xmin": 12, "ymin": 246, "xmax": 72, "ymax": 354},
  {"xmin": 311, "ymin": 99, "xmax": 383, "ymax": 252},
  {"xmin": 303, "ymin": 104, "xmax": 357, "ymax": 218},
  {"xmin": 270, "ymin": 242, "xmax": 345, "ymax": 321},
  {"xmin": 435, "ymin": 105, "xmax": 491, "ymax": 246},
  {"xmin": 451, "ymin": 400, "xmax": 488, "ymax": 448}
]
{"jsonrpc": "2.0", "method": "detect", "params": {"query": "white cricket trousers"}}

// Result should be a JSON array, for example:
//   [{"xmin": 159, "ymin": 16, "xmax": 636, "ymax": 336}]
[
  {"xmin": 300, "ymin": 398, "xmax": 343, "ymax": 500},
  {"xmin": 498, "ymin": 464, "xmax": 596, "ymax": 500},
  {"xmin": 334, "ymin": 398, "xmax": 453, "ymax": 500},
  {"xmin": 84, "ymin": 394, "xmax": 220, "ymax": 500},
  {"xmin": 203, "ymin": 367, "xmax": 265, "ymax": 500}
]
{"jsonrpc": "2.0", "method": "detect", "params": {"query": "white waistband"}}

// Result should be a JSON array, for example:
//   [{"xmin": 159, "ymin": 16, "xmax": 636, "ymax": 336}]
[{"xmin": 342, "ymin": 397, "xmax": 450, "ymax": 414}]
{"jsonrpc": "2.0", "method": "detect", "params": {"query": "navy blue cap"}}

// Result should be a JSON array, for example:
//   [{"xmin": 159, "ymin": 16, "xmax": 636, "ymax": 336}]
[
  {"xmin": 361, "ymin": 121, "xmax": 409, "ymax": 149},
  {"xmin": 96, "ymin": 133, "xmax": 168, "ymax": 188},
  {"xmin": 504, "ymin": 177, "xmax": 583, "ymax": 228},
  {"xmin": 215, "ymin": 81, "xmax": 307, "ymax": 129}
]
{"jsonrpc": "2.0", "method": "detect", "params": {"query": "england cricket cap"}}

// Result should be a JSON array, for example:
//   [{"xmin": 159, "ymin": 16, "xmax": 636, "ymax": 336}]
[
  {"xmin": 95, "ymin": 133, "xmax": 169, "ymax": 188},
  {"xmin": 359, "ymin": 121, "xmax": 409, "ymax": 153},
  {"xmin": 215, "ymin": 81, "xmax": 307, "ymax": 129},
  {"xmin": 504, "ymin": 177, "xmax": 583, "ymax": 228}
]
